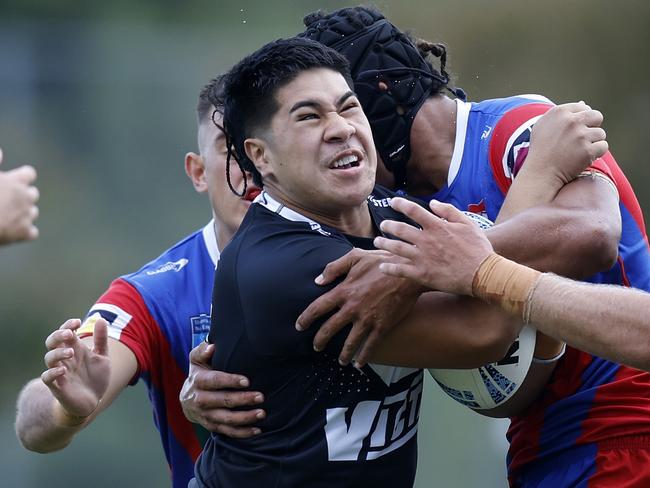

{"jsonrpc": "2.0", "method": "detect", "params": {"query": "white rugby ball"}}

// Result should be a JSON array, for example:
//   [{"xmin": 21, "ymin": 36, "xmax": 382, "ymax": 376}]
[
  {"xmin": 428, "ymin": 211, "xmax": 536, "ymax": 411},
  {"xmin": 428, "ymin": 324, "xmax": 536, "ymax": 410}
]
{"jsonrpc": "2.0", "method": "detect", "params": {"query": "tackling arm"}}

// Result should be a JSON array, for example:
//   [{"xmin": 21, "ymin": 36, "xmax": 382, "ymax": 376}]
[
  {"xmin": 367, "ymin": 292, "xmax": 521, "ymax": 369},
  {"xmin": 487, "ymin": 102, "xmax": 620, "ymax": 279},
  {"xmin": 375, "ymin": 198, "xmax": 650, "ymax": 373},
  {"xmin": 529, "ymin": 275, "xmax": 650, "ymax": 372}
]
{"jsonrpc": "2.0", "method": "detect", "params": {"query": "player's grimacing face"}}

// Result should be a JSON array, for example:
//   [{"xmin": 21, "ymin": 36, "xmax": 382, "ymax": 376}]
[
  {"xmin": 198, "ymin": 115, "xmax": 258, "ymax": 235},
  {"xmin": 255, "ymin": 68, "xmax": 376, "ymax": 217}
]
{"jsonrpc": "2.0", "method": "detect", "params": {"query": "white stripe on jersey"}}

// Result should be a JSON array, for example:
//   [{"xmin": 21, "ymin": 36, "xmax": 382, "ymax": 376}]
[
  {"xmin": 448, "ymin": 99, "xmax": 472, "ymax": 187},
  {"xmin": 501, "ymin": 113, "xmax": 544, "ymax": 180},
  {"xmin": 202, "ymin": 219, "xmax": 220, "ymax": 268},
  {"xmin": 515, "ymin": 94, "xmax": 554, "ymax": 104},
  {"xmin": 87, "ymin": 303, "xmax": 133, "ymax": 341}
]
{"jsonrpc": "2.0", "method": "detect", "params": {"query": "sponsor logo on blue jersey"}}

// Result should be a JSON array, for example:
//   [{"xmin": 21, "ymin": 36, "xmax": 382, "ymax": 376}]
[{"xmin": 145, "ymin": 258, "xmax": 189, "ymax": 276}]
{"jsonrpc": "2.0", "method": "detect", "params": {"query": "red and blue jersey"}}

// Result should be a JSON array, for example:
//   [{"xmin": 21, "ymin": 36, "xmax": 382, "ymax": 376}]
[
  {"xmin": 79, "ymin": 221, "xmax": 219, "ymax": 488},
  {"xmin": 420, "ymin": 95, "xmax": 650, "ymax": 482}
]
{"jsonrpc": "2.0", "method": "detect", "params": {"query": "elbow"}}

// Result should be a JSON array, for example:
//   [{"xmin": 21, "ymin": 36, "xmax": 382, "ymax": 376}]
[
  {"xmin": 581, "ymin": 217, "xmax": 621, "ymax": 273},
  {"xmin": 471, "ymin": 313, "xmax": 521, "ymax": 366},
  {"xmin": 16, "ymin": 426, "xmax": 68, "ymax": 453},
  {"xmin": 560, "ymin": 212, "xmax": 621, "ymax": 278},
  {"xmin": 15, "ymin": 422, "xmax": 42, "ymax": 453}
]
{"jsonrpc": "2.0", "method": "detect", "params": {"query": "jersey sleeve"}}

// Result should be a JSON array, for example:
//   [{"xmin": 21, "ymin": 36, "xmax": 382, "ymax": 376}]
[
  {"xmin": 77, "ymin": 278, "xmax": 158, "ymax": 383},
  {"xmin": 231, "ymin": 232, "xmax": 354, "ymax": 358},
  {"xmin": 488, "ymin": 102, "xmax": 615, "ymax": 195}
]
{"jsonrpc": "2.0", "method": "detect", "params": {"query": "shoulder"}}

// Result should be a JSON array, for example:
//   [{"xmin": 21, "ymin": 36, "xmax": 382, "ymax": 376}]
[
  {"xmin": 226, "ymin": 205, "xmax": 352, "ymax": 283},
  {"xmin": 368, "ymin": 186, "xmax": 427, "ymax": 226},
  {"xmin": 476, "ymin": 96, "xmax": 556, "ymax": 192},
  {"xmin": 122, "ymin": 223, "xmax": 217, "ymax": 296},
  {"xmin": 471, "ymin": 94, "xmax": 554, "ymax": 118}
]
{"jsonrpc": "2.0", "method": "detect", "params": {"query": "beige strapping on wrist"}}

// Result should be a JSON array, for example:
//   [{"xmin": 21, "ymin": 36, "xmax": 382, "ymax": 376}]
[{"xmin": 472, "ymin": 253, "xmax": 542, "ymax": 318}]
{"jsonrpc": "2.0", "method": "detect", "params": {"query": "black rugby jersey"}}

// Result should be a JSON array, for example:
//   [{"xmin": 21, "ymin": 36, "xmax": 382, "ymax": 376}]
[{"xmin": 194, "ymin": 186, "xmax": 424, "ymax": 487}]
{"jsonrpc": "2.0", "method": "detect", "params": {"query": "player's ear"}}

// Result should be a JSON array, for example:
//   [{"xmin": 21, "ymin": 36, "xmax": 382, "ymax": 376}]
[
  {"xmin": 185, "ymin": 152, "xmax": 207, "ymax": 193},
  {"xmin": 244, "ymin": 138, "xmax": 272, "ymax": 180}
]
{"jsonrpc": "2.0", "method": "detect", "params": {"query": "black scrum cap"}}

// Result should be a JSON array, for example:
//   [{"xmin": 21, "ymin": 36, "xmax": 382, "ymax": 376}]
[{"xmin": 300, "ymin": 7, "xmax": 465, "ymax": 189}]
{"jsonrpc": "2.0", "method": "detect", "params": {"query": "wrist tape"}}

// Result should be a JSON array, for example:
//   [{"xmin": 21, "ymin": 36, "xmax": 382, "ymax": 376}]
[{"xmin": 472, "ymin": 253, "xmax": 542, "ymax": 319}]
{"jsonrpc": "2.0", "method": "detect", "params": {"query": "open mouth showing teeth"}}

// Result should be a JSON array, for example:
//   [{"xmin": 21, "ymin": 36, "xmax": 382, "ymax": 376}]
[{"xmin": 331, "ymin": 154, "xmax": 360, "ymax": 170}]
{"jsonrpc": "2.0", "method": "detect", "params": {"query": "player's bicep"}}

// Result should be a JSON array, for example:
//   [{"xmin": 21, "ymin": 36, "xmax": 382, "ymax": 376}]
[{"xmin": 78, "ymin": 278, "xmax": 157, "ymax": 380}]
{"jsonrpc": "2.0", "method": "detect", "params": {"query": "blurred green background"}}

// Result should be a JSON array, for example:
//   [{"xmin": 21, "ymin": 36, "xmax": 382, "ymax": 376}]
[{"xmin": 1, "ymin": 1, "xmax": 648, "ymax": 486}]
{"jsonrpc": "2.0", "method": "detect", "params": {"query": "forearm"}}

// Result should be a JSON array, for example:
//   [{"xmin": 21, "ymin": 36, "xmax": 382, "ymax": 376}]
[
  {"xmin": 496, "ymin": 165, "xmax": 561, "ymax": 223},
  {"xmin": 487, "ymin": 206, "xmax": 591, "ymax": 277},
  {"xmin": 488, "ymin": 176, "xmax": 620, "ymax": 279},
  {"xmin": 530, "ymin": 274, "xmax": 650, "ymax": 371},
  {"xmin": 369, "ymin": 292, "xmax": 520, "ymax": 368},
  {"xmin": 15, "ymin": 379, "xmax": 88, "ymax": 452}
]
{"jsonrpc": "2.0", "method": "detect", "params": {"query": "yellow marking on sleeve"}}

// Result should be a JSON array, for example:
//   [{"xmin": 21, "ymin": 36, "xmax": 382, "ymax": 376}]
[{"xmin": 77, "ymin": 313, "xmax": 100, "ymax": 336}]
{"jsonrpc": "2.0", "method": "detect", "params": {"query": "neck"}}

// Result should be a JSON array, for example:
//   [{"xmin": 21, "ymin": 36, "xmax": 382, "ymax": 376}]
[
  {"xmin": 213, "ymin": 219, "xmax": 235, "ymax": 252},
  {"xmin": 405, "ymin": 95, "xmax": 458, "ymax": 197},
  {"xmin": 264, "ymin": 189, "xmax": 375, "ymax": 238}
]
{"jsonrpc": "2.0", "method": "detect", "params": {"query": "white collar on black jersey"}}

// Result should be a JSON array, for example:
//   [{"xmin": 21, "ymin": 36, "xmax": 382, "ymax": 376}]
[
  {"xmin": 253, "ymin": 191, "xmax": 332, "ymax": 236},
  {"xmin": 201, "ymin": 220, "xmax": 220, "ymax": 266}
]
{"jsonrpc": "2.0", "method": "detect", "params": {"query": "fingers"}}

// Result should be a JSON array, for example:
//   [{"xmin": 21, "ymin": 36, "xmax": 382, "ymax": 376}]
[
  {"xmin": 337, "ymin": 322, "xmax": 371, "ymax": 366},
  {"xmin": 373, "ymin": 236, "xmax": 417, "ymax": 261},
  {"xmin": 44, "ymin": 347, "xmax": 74, "ymax": 368},
  {"xmin": 9, "ymin": 165, "xmax": 38, "ymax": 184},
  {"xmin": 196, "ymin": 370, "xmax": 252, "ymax": 391},
  {"xmin": 378, "ymin": 261, "xmax": 418, "ymax": 280},
  {"xmin": 296, "ymin": 291, "xmax": 340, "ymax": 331},
  {"xmin": 93, "ymin": 318, "xmax": 109, "ymax": 357},
  {"xmin": 213, "ymin": 420, "xmax": 263, "ymax": 439},
  {"xmin": 590, "ymin": 140, "xmax": 609, "ymax": 160},
  {"xmin": 315, "ymin": 249, "xmax": 359, "ymax": 286},
  {"xmin": 378, "ymin": 220, "xmax": 421, "ymax": 245},
  {"xmin": 45, "ymin": 320, "xmax": 79, "ymax": 350},
  {"xmin": 578, "ymin": 108, "xmax": 603, "ymax": 128},
  {"xmin": 27, "ymin": 184, "xmax": 40, "ymax": 202},
  {"xmin": 312, "ymin": 309, "xmax": 352, "ymax": 352},
  {"xmin": 426, "ymin": 201, "xmax": 467, "ymax": 226},
  {"xmin": 41, "ymin": 365, "xmax": 68, "ymax": 386},
  {"xmin": 354, "ymin": 328, "xmax": 384, "ymax": 368},
  {"xmin": 60, "ymin": 318, "xmax": 82, "ymax": 331},
  {"xmin": 388, "ymin": 197, "xmax": 435, "ymax": 228}
]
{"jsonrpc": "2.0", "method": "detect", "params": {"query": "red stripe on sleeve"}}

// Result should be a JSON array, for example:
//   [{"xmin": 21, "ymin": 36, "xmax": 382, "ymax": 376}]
[
  {"xmin": 92, "ymin": 278, "xmax": 156, "ymax": 376},
  {"xmin": 489, "ymin": 103, "xmax": 553, "ymax": 194}
]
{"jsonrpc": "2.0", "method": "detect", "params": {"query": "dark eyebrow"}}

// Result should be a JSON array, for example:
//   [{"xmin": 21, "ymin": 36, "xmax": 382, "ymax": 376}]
[
  {"xmin": 288, "ymin": 90, "xmax": 357, "ymax": 114},
  {"xmin": 336, "ymin": 90, "xmax": 356, "ymax": 108}
]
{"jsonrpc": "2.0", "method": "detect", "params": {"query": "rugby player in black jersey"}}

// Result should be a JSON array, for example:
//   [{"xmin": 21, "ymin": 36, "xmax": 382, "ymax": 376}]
[{"xmin": 189, "ymin": 37, "xmax": 524, "ymax": 488}]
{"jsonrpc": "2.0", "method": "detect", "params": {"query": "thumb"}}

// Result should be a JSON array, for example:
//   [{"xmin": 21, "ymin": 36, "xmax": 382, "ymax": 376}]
[
  {"xmin": 0, "ymin": 147, "xmax": 3, "ymax": 165},
  {"xmin": 190, "ymin": 340, "xmax": 215, "ymax": 365},
  {"xmin": 93, "ymin": 318, "xmax": 109, "ymax": 356},
  {"xmin": 428, "ymin": 200, "xmax": 468, "ymax": 224},
  {"xmin": 315, "ymin": 250, "xmax": 357, "ymax": 285}
]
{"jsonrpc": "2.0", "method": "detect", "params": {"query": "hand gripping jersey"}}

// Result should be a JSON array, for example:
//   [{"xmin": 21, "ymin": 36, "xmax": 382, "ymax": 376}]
[
  {"xmin": 194, "ymin": 188, "xmax": 423, "ymax": 488},
  {"xmin": 79, "ymin": 221, "xmax": 219, "ymax": 488},
  {"xmin": 422, "ymin": 95, "xmax": 650, "ymax": 485}
]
